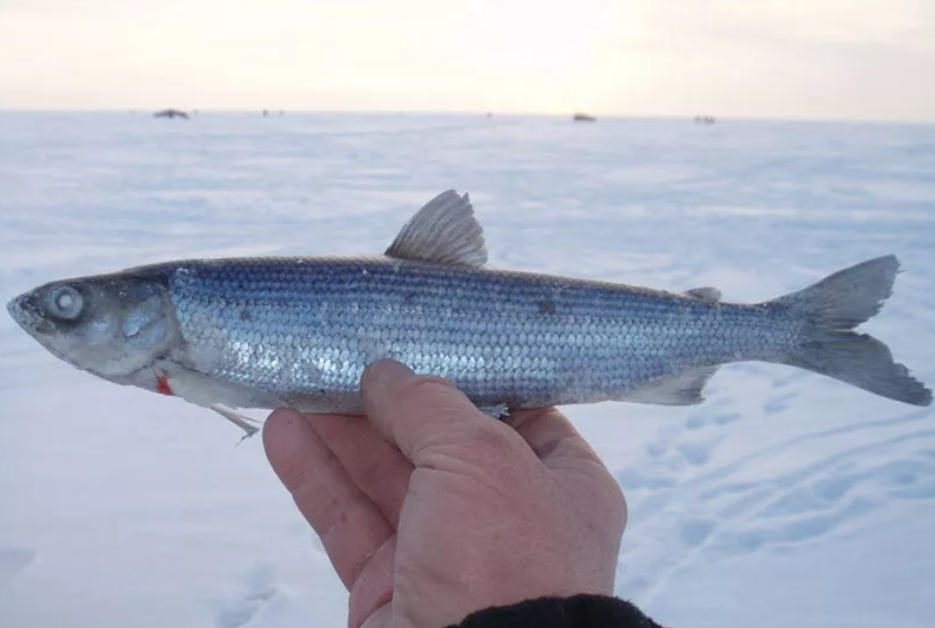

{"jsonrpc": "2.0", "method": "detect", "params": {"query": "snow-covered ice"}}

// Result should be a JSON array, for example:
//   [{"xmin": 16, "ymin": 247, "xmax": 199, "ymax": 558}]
[{"xmin": 1, "ymin": 112, "xmax": 933, "ymax": 628}]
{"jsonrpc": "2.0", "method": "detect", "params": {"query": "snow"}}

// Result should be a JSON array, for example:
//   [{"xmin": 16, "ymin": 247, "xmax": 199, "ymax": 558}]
[{"xmin": 1, "ymin": 111, "xmax": 933, "ymax": 628}]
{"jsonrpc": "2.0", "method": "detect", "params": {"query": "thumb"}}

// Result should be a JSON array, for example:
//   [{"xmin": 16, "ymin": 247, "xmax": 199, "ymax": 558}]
[{"xmin": 360, "ymin": 359, "xmax": 520, "ymax": 467}]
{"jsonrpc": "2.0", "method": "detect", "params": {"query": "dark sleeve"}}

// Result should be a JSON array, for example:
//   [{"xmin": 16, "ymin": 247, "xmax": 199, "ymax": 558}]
[{"xmin": 448, "ymin": 594, "xmax": 667, "ymax": 628}]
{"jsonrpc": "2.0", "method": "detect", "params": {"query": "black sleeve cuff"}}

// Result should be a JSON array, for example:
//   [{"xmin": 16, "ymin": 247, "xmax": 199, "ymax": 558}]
[{"xmin": 449, "ymin": 594, "xmax": 666, "ymax": 628}]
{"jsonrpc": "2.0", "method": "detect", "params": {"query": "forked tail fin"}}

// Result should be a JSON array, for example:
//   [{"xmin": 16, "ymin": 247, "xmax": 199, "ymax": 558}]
[{"xmin": 772, "ymin": 255, "xmax": 931, "ymax": 406}]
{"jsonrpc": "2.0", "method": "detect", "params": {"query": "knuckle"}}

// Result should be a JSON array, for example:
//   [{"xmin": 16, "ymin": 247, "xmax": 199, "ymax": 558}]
[
  {"xmin": 390, "ymin": 373, "xmax": 460, "ymax": 403},
  {"xmin": 600, "ymin": 477, "xmax": 628, "ymax": 537},
  {"xmin": 426, "ymin": 420, "xmax": 526, "ymax": 477},
  {"xmin": 378, "ymin": 371, "xmax": 528, "ymax": 468},
  {"xmin": 613, "ymin": 481, "xmax": 628, "ymax": 530},
  {"xmin": 385, "ymin": 375, "xmax": 478, "ymax": 425}
]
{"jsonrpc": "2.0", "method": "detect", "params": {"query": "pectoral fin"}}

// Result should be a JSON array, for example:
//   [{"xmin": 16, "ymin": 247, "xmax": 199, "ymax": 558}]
[
  {"xmin": 211, "ymin": 403, "xmax": 262, "ymax": 440},
  {"xmin": 151, "ymin": 360, "xmax": 284, "ymax": 410}
]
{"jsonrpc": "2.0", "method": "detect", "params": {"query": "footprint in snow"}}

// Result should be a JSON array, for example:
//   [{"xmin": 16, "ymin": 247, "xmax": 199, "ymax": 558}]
[
  {"xmin": 712, "ymin": 412, "xmax": 741, "ymax": 425},
  {"xmin": 771, "ymin": 371, "xmax": 808, "ymax": 389},
  {"xmin": 0, "ymin": 548, "xmax": 36, "ymax": 587},
  {"xmin": 715, "ymin": 486, "xmax": 776, "ymax": 519},
  {"xmin": 760, "ymin": 474, "xmax": 861, "ymax": 518},
  {"xmin": 215, "ymin": 564, "xmax": 283, "ymax": 628},
  {"xmin": 716, "ymin": 496, "xmax": 877, "ymax": 552},
  {"xmin": 679, "ymin": 519, "xmax": 715, "ymax": 546},
  {"xmin": 616, "ymin": 468, "xmax": 678, "ymax": 491},
  {"xmin": 878, "ymin": 458, "xmax": 935, "ymax": 500},
  {"xmin": 763, "ymin": 391, "xmax": 798, "ymax": 415},
  {"xmin": 712, "ymin": 448, "xmax": 935, "ymax": 553},
  {"xmin": 678, "ymin": 438, "xmax": 721, "ymax": 466},
  {"xmin": 684, "ymin": 414, "xmax": 706, "ymax": 430}
]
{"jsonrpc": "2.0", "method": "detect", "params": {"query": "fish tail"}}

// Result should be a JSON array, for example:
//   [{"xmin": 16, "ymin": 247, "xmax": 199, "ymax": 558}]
[{"xmin": 773, "ymin": 255, "xmax": 931, "ymax": 406}]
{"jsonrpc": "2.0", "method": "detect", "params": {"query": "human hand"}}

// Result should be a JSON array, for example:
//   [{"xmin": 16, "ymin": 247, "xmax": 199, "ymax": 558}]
[{"xmin": 263, "ymin": 360, "xmax": 627, "ymax": 628}]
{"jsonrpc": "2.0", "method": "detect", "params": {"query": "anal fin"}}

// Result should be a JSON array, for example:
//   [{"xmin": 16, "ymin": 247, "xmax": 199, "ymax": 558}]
[
  {"xmin": 621, "ymin": 366, "xmax": 719, "ymax": 406},
  {"xmin": 477, "ymin": 403, "xmax": 510, "ymax": 419}
]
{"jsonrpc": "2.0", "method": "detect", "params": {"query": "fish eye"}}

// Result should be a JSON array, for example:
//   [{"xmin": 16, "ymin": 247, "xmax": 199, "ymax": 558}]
[{"xmin": 46, "ymin": 285, "xmax": 84, "ymax": 321}]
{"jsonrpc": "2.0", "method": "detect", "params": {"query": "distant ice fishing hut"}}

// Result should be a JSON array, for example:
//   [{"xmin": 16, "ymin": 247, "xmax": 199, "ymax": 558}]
[{"xmin": 153, "ymin": 109, "xmax": 190, "ymax": 119}]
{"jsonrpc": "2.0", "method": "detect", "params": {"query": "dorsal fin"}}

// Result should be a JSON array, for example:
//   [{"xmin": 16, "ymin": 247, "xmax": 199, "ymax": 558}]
[
  {"xmin": 385, "ymin": 190, "xmax": 487, "ymax": 267},
  {"xmin": 684, "ymin": 287, "xmax": 722, "ymax": 302}
]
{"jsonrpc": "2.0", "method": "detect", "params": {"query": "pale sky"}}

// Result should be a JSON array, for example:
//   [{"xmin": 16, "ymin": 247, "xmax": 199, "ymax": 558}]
[{"xmin": 2, "ymin": 0, "xmax": 933, "ymax": 120}]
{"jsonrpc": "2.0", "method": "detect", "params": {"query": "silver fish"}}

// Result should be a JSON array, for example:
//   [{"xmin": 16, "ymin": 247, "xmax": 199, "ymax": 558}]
[{"xmin": 7, "ymin": 191, "xmax": 932, "ymax": 436}]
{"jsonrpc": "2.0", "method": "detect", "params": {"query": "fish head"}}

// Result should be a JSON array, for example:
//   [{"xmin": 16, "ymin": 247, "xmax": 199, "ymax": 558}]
[{"xmin": 7, "ymin": 273, "xmax": 182, "ymax": 381}]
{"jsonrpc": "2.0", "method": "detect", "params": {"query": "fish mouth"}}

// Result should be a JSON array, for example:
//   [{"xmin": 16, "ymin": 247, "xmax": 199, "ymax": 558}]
[
  {"xmin": 6, "ymin": 292, "xmax": 53, "ymax": 336},
  {"xmin": 6, "ymin": 294, "xmax": 28, "ymax": 328},
  {"xmin": 7, "ymin": 291, "xmax": 82, "ymax": 370}
]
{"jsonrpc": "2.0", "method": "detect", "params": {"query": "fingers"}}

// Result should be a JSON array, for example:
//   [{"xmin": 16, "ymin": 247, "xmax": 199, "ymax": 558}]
[
  {"xmin": 505, "ymin": 407, "xmax": 600, "ymax": 463},
  {"xmin": 305, "ymin": 413, "xmax": 413, "ymax": 528},
  {"xmin": 348, "ymin": 536, "xmax": 396, "ymax": 628},
  {"xmin": 509, "ymin": 408, "xmax": 628, "ymax": 538},
  {"xmin": 360, "ymin": 360, "xmax": 525, "ymax": 468},
  {"xmin": 263, "ymin": 408, "xmax": 392, "ymax": 590}
]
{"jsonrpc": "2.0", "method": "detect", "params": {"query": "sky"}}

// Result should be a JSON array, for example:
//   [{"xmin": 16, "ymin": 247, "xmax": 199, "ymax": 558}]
[{"xmin": 1, "ymin": 0, "xmax": 933, "ymax": 121}]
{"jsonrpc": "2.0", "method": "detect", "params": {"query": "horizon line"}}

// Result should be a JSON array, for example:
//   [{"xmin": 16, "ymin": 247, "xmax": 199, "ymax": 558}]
[{"xmin": 1, "ymin": 107, "xmax": 934, "ymax": 126}]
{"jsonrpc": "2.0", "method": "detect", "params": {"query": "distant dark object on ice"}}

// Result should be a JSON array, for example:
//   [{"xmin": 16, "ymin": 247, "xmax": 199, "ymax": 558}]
[
  {"xmin": 694, "ymin": 115, "xmax": 716, "ymax": 125},
  {"xmin": 263, "ymin": 109, "xmax": 269, "ymax": 116},
  {"xmin": 573, "ymin": 113, "xmax": 596, "ymax": 122},
  {"xmin": 154, "ymin": 109, "xmax": 190, "ymax": 120}
]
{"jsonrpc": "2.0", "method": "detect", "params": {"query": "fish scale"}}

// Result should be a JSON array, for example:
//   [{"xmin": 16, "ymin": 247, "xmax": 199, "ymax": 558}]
[{"xmin": 165, "ymin": 256, "xmax": 796, "ymax": 412}]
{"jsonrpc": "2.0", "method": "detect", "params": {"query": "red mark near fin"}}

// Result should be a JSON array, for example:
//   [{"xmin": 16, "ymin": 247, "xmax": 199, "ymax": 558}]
[{"xmin": 156, "ymin": 372, "xmax": 174, "ymax": 396}]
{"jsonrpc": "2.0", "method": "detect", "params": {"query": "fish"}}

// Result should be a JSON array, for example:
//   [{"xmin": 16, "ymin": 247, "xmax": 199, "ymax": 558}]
[{"xmin": 6, "ymin": 190, "xmax": 932, "ymax": 437}]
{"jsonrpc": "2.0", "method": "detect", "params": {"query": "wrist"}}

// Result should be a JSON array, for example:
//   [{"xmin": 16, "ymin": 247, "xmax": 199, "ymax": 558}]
[{"xmin": 448, "ymin": 594, "xmax": 665, "ymax": 628}]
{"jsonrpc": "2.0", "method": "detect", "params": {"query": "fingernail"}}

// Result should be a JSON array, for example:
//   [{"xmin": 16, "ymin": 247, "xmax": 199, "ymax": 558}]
[{"xmin": 362, "ymin": 359, "xmax": 414, "ymax": 386}]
